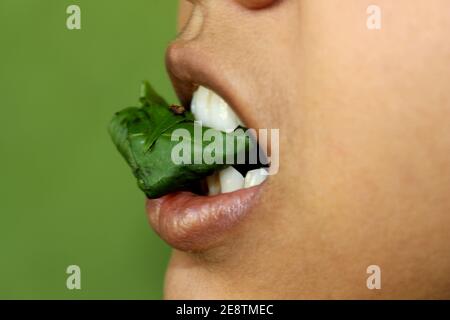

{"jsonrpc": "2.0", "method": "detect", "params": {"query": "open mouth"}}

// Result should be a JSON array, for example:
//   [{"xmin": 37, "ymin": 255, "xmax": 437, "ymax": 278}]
[
  {"xmin": 106, "ymin": 37, "xmax": 275, "ymax": 252},
  {"xmin": 190, "ymin": 85, "xmax": 268, "ymax": 196},
  {"xmin": 146, "ymin": 85, "xmax": 269, "ymax": 252}
]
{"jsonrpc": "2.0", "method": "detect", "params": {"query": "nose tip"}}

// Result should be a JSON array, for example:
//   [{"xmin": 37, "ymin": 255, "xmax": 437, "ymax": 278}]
[{"xmin": 165, "ymin": 41, "xmax": 199, "ymax": 106}]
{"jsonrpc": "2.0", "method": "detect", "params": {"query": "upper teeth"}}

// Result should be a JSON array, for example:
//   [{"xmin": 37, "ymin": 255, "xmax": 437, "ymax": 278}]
[
  {"xmin": 191, "ymin": 86, "xmax": 243, "ymax": 133},
  {"xmin": 191, "ymin": 86, "xmax": 267, "ymax": 194}
]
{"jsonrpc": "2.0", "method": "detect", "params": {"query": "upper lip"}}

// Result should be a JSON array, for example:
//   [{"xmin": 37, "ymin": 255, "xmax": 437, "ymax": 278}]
[{"xmin": 165, "ymin": 40, "xmax": 255, "ymax": 129}]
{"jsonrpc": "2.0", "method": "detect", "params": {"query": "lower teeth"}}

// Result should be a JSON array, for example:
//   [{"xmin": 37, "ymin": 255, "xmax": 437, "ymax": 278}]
[
  {"xmin": 206, "ymin": 166, "xmax": 268, "ymax": 195},
  {"xmin": 206, "ymin": 171, "xmax": 221, "ymax": 196}
]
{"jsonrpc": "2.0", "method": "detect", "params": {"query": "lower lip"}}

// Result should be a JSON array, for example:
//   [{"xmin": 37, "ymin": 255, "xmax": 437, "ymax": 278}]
[{"xmin": 146, "ymin": 185, "xmax": 264, "ymax": 251}]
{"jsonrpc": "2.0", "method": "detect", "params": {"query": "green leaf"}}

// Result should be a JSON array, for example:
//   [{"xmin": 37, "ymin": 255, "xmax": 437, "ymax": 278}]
[
  {"xmin": 109, "ymin": 82, "xmax": 254, "ymax": 198},
  {"xmin": 139, "ymin": 80, "xmax": 167, "ymax": 106},
  {"xmin": 142, "ymin": 103, "xmax": 191, "ymax": 152},
  {"xmin": 137, "ymin": 81, "xmax": 195, "ymax": 151}
]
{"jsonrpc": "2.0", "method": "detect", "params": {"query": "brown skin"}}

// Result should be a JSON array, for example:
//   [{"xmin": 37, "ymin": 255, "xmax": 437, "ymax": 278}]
[{"xmin": 163, "ymin": 0, "xmax": 450, "ymax": 299}]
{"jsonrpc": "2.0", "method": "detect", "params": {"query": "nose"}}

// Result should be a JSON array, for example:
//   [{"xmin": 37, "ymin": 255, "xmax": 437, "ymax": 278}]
[
  {"xmin": 187, "ymin": 0, "xmax": 278, "ymax": 10},
  {"xmin": 234, "ymin": 0, "xmax": 278, "ymax": 9}
]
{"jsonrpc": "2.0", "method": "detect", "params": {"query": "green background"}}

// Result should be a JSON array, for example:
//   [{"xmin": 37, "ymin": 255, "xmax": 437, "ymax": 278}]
[{"xmin": 0, "ymin": 0, "xmax": 178, "ymax": 299}]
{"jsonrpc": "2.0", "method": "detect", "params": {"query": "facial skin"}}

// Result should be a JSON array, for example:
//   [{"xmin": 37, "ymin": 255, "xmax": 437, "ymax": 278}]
[{"xmin": 163, "ymin": 0, "xmax": 450, "ymax": 298}]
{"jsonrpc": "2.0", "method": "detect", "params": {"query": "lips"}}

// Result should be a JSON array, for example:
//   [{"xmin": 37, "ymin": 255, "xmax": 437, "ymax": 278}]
[
  {"xmin": 145, "ymin": 41, "xmax": 269, "ymax": 252},
  {"xmin": 146, "ymin": 186, "xmax": 263, "ymax": 251}
]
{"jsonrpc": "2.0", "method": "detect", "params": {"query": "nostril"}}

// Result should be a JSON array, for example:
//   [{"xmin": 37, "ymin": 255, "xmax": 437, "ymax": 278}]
[{"xmin": 234, "ymin": 0, "xmax": 278, "ymax": 10}]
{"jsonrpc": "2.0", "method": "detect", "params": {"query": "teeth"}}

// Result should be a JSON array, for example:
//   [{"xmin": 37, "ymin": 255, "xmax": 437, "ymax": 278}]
[
  {"xmin": 206, "ymin": 172, "xmax": 221, "ymax": 196},
  {"xmin": 244, "ymin": 168, "xmax": 268, "ymax": 188},
  {"xmin": 218, "ymin": 166, "xmax": 245, "ymax": 193},
  {"xmin": 191, "ymin": 86, "xmax": 243, "ymax": 133},
  {"xmin": 192, "ymin": 86, "xmax": 268, "ymax": 195},
  {"xmin": 207, "ymin": 167, "xmax": 268, "ymax": 195}
]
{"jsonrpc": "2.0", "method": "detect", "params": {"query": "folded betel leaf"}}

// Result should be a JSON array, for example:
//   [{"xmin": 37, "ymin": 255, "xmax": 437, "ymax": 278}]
[
  {"xmin": 109, "ymin": 81, "xmax": 254, "ymax": 198},
  {"xmin": 138, "ymin": 81, "xmax": 194, "ymax": 151},
  {"xmin": 139, "ymin": 80, "xmax": 168, "ymax": 107}
]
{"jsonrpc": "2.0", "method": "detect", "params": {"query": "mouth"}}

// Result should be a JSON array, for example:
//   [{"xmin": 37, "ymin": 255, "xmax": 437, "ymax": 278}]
[{"xmin": 145, "ymin": 45, "xmax": 269, "ymax": 252}]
